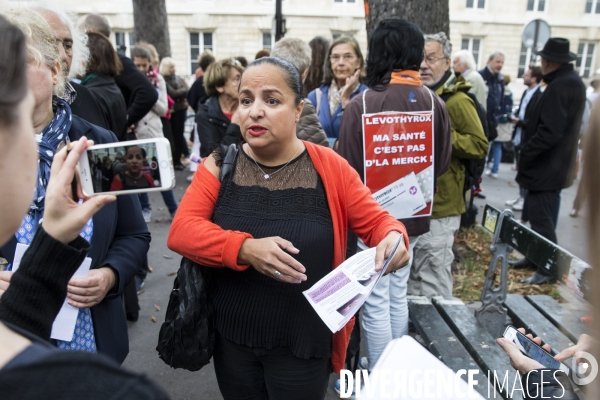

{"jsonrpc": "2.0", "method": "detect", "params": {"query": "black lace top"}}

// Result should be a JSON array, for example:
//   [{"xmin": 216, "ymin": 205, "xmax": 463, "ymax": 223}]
[{"xmin": 211, "ymin": 145, "xmax": 334, "ymax": 359}]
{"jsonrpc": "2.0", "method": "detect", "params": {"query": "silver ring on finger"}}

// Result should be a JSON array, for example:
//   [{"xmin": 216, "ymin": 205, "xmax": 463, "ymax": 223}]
[{"xmin": 273, "ymin": 270, "xmax": 281, "ymax": 279}]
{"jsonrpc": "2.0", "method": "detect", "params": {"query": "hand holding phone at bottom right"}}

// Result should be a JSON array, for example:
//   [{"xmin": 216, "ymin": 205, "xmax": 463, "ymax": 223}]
[{"xmin": 498, "ymin": 326, "xmax": 569, "ymax": 375}]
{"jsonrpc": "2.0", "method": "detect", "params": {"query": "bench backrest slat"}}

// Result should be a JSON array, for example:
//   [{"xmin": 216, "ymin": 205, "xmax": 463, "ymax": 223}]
[{"xmin": 482, "ymin": 205, "xmax": 591, "ymax": 300}]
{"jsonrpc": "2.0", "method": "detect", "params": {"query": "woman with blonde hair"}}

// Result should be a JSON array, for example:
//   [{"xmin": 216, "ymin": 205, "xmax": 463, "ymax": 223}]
[
  {"xmin": 195, "ymin": 58, "xmax": 244, "ymax": 157},
  {"xmin": 160, "ymin": 57, "xmax": 189, "ymax": 170}
]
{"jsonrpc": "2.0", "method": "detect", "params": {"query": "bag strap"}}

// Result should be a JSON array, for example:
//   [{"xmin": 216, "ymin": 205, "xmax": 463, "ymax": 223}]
[
  {"xmin": 362, "ymin": 89, "xmax": 369, "ymax": 114},
  {"xmin": 425, "ymin": 86, "xmax": 435, "ymax": 111},
  {"xmin": 219, "ymin": 144, "xmax": 239, "ymax": 182},
  {"xmin": 315, "ymin": 88, "xmax": 322, "ymax": 116}
]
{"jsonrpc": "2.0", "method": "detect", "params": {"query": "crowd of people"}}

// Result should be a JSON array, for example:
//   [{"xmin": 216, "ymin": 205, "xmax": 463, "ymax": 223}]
[{"xmin": 0, "ymin": 2, "xmax": 597, "ymax": 400}]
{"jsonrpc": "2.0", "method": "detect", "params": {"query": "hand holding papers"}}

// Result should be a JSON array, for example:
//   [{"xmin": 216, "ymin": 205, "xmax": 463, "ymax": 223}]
[{"xmin": 303, "ymin": 234, "xmax": 404, "ymax": 333}]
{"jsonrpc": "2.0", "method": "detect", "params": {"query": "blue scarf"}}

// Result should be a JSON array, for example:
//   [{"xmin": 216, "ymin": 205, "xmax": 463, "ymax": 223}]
[{"xmin": 12, "ymin": 97, "xmax": 97, "ymax": 352}]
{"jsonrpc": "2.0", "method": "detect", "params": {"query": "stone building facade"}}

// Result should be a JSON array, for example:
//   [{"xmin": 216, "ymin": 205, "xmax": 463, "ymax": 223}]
[{"xmin": 32, "ymin": 0, "xmax": 600, "ymax": 84}]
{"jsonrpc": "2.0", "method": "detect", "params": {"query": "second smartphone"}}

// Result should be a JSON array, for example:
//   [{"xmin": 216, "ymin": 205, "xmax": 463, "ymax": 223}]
[{"xmin": 503, "ymin": 326, "xmax": 570, "ymax": 373}]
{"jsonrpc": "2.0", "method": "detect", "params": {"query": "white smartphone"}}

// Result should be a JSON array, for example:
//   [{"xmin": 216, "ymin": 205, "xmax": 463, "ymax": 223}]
[
  {"xmin": 503, "ymin": 326, "xmax": 570, "ymax": 373},
  {"xmin": 78, "ymin": 138, "xmax": 175, "ymax": 196}
]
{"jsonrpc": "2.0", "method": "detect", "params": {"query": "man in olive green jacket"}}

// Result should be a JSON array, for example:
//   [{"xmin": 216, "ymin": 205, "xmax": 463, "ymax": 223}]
[{"xmin": 409, "ymin": 32, "xmax": 489, "ymax": 297}]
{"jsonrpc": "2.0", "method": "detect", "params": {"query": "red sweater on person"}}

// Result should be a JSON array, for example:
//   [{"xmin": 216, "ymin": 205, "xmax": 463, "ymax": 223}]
[{"xmin": 167, "ymin": 140, "xmax": 409, "ymax": 373}]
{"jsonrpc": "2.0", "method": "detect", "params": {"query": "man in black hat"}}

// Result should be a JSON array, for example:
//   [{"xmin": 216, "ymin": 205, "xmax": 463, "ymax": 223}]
[{"xmin": 517, "ymin": 38, "xmax": 586, "ymax": 284}]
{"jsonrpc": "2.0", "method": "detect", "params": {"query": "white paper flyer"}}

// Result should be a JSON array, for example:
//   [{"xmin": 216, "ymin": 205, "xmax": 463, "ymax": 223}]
[{"xmin": 303, "ymin": 235, "xmax": 403, "ymax": 333}]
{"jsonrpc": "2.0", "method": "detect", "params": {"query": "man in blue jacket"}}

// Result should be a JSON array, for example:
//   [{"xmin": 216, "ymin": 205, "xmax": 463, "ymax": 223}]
[{"xmin": 479, "ymin": 51, "xmax": 505, "ymax": 142}]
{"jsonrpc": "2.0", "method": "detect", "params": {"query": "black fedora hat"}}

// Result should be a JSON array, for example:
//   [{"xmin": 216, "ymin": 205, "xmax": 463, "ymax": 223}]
[{"xmin": 535, "ymin": 37, "xmax": 577, "ymax": 63}]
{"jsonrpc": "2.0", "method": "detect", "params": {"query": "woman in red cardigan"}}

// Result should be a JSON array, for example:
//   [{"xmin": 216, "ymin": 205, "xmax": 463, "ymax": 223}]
[{"xmin": 167, "ymin": 57, "xmax": 409, "ymax": 400}]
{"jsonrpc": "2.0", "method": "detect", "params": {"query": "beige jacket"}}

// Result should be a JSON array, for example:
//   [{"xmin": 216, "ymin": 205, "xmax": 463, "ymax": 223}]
[{"xmin": 136, "ymin": 74, "xmax": 168, "ymax": 139}]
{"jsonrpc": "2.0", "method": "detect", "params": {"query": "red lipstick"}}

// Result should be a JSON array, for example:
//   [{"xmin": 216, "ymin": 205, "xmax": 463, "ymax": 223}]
[{"xmin": 248, "ymin": 124, "xmax": 267, "ymax": 136}]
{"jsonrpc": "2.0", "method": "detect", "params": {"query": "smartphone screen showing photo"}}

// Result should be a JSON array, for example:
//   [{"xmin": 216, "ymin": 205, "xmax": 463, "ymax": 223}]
[
  {"xmin": 88, "ymin": 143, "xmax": 163, "ymax": 193},
  {"xmin": 514, "ymin": 331, "xmax": 561, "ymax": 369}
]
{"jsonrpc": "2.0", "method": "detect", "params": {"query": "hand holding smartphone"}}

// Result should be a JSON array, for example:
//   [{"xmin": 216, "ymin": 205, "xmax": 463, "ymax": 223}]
[
  {"xmin": 78, "ymin": 138, "xmax": 175, "ymax": 196},
  {"xmin": 502, "ymin": 326, "xmax": 570, "ymax": 374},
  {"xmin": 42, "ymin": 137, "xmax": 116, "ymax": 244}
]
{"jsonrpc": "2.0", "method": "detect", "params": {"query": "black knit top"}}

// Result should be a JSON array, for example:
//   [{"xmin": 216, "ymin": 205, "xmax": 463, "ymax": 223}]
[{"xmin": 211, "ymin": 146, "xmax": 334, "ymax": 359}]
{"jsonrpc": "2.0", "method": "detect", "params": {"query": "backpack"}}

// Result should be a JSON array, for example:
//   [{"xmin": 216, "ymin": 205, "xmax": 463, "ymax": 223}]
[
  {"xmin": 440, "ymin": 90, "xmax": 488, "ymax": 228},
  {"xmin": 440, "ymin": 91, "xmax": 487, "ymax": 192}
]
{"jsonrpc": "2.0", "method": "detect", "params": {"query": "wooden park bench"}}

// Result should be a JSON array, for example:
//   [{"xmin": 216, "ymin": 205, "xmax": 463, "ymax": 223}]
[{"xmin": 407, "ymin": 205, "xmax": 592, "ymax": 399}]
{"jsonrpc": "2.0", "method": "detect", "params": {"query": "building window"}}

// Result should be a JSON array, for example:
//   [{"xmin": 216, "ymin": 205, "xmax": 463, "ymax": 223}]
[
  {"xmin": 262, "ymin": 32, "xmax": 272, "ymax": 51},
  {"xmin": 461, "ymin": 37, "xmax": 482, "ymax": 68},
  {"xmin": 586, "ymin": 0, "xmax": 600, "ymax": 13},
  {"xmin": 517, "ymin": 44, "xmax": 537, "ymax": 77},
  {"xmin": 190, "ymin": 32, "xmax": 214, "ymax": 74},
  {"xmin": 577, "ymin": 42, "xmax": 596, "ymax": 78},
  {"xmin": 527, "ymin": 0, "xmax": 546, "ymax": 11},
  {"xmin": 331, "ymin": 32, "xmax": 353, "ymax": 40},
  {"xmin": 114, "ymin": 31, "xmax": 136, "ymax": 58},
  {"xmin": 466, "ymin": 0, "xmax": 485, "ymax": 9}
]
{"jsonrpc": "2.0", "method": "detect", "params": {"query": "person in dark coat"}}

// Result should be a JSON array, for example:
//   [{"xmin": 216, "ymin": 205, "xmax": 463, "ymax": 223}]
[
  {"xmin": 188, "ymin": 49, "xmax": 215, "ymax": 113},
  {"xmin": 517, "ymin": 38, "xmax": 586, "ymax": 285},
  {"xmin": 78, "ymin": 14, "xmax": 158, "ymax": 139},
  {"xmin": 195, "ymin": 58, "xmax": 244, "ymax": 158},
  {"xmin": 504, "ymin": 65, "xmax": 544, "ymax": 216},
  {"xmin": 80, "ymin": 32, "xmax": 127, "ymax": 140},
  {"xmin": 116, "ymin": 53, "xmax": 159, "ymax": 138},
  {"xmin": 161, "ymin": 57, "xmax": 190, "ymax": 169}
]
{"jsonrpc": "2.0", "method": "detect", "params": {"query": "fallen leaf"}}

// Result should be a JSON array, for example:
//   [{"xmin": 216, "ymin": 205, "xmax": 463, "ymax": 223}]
[
  {"xmin": 155, "ymin": 217, "xmax": 165, "ymax": 223},
  {"xmin": 163, "ymin": 255, "xmax": 173, "ymax": 259},
  {"xmin": 167, "ymin": 271, "xmax": 177, "ymax": 276},
  {"xmin": 148, "ymin": 266, "xmax": 153, "ymax": 273},
  {"xmin": 154, "ymin": 304, "xmax": 161, "ymax": 311},
  {"xmin": 158, "ymin": 207, "xmax": 165, "ymax": 211},
  {"xmin": 151, "ymin": 316, "xmax": 157, "ymax": 323}
]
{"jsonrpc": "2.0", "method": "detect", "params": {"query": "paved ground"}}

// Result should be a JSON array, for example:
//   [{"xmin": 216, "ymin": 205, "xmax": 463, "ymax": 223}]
[{"xmin": 122, "ymin": 159, "xmax": 588, "ymax": 399}]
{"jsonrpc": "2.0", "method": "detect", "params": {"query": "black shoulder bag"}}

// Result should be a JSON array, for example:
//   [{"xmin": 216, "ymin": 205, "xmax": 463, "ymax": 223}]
[{"xmin": 156, "ymin": 144, "xmax": 239, "ymax": 371}]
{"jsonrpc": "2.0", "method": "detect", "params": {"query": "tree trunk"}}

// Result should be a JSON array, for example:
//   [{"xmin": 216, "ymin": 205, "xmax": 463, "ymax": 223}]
[
  {"xmin": 132, "ymin": 0, "xmax": 171, "ymax": 59},
  {"xmin": 364, "ymin": 0, "xmax": 449, "ymax": 40}
]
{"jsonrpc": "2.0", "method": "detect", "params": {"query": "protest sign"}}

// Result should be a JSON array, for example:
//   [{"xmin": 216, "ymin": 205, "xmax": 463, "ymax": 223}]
[{"xmin": 362, "ymin": 111, "xmax": 435, "ymax": 219}]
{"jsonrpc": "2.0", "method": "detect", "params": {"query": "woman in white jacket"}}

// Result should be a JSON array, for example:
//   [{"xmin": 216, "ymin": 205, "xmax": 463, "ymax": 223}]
[
  {"xmin": 135, "ymin": 65, "xmax": 168, "ymax": 139},
  {"xmin": 131, "ymin": 46, "xmax": 178, "ymax": 223}
]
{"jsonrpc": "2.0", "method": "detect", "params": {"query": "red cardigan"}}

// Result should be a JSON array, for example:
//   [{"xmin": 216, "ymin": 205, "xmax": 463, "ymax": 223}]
[{"xmin": 167, "ymin": 141, "xmax": 408, "ymax": 373}]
